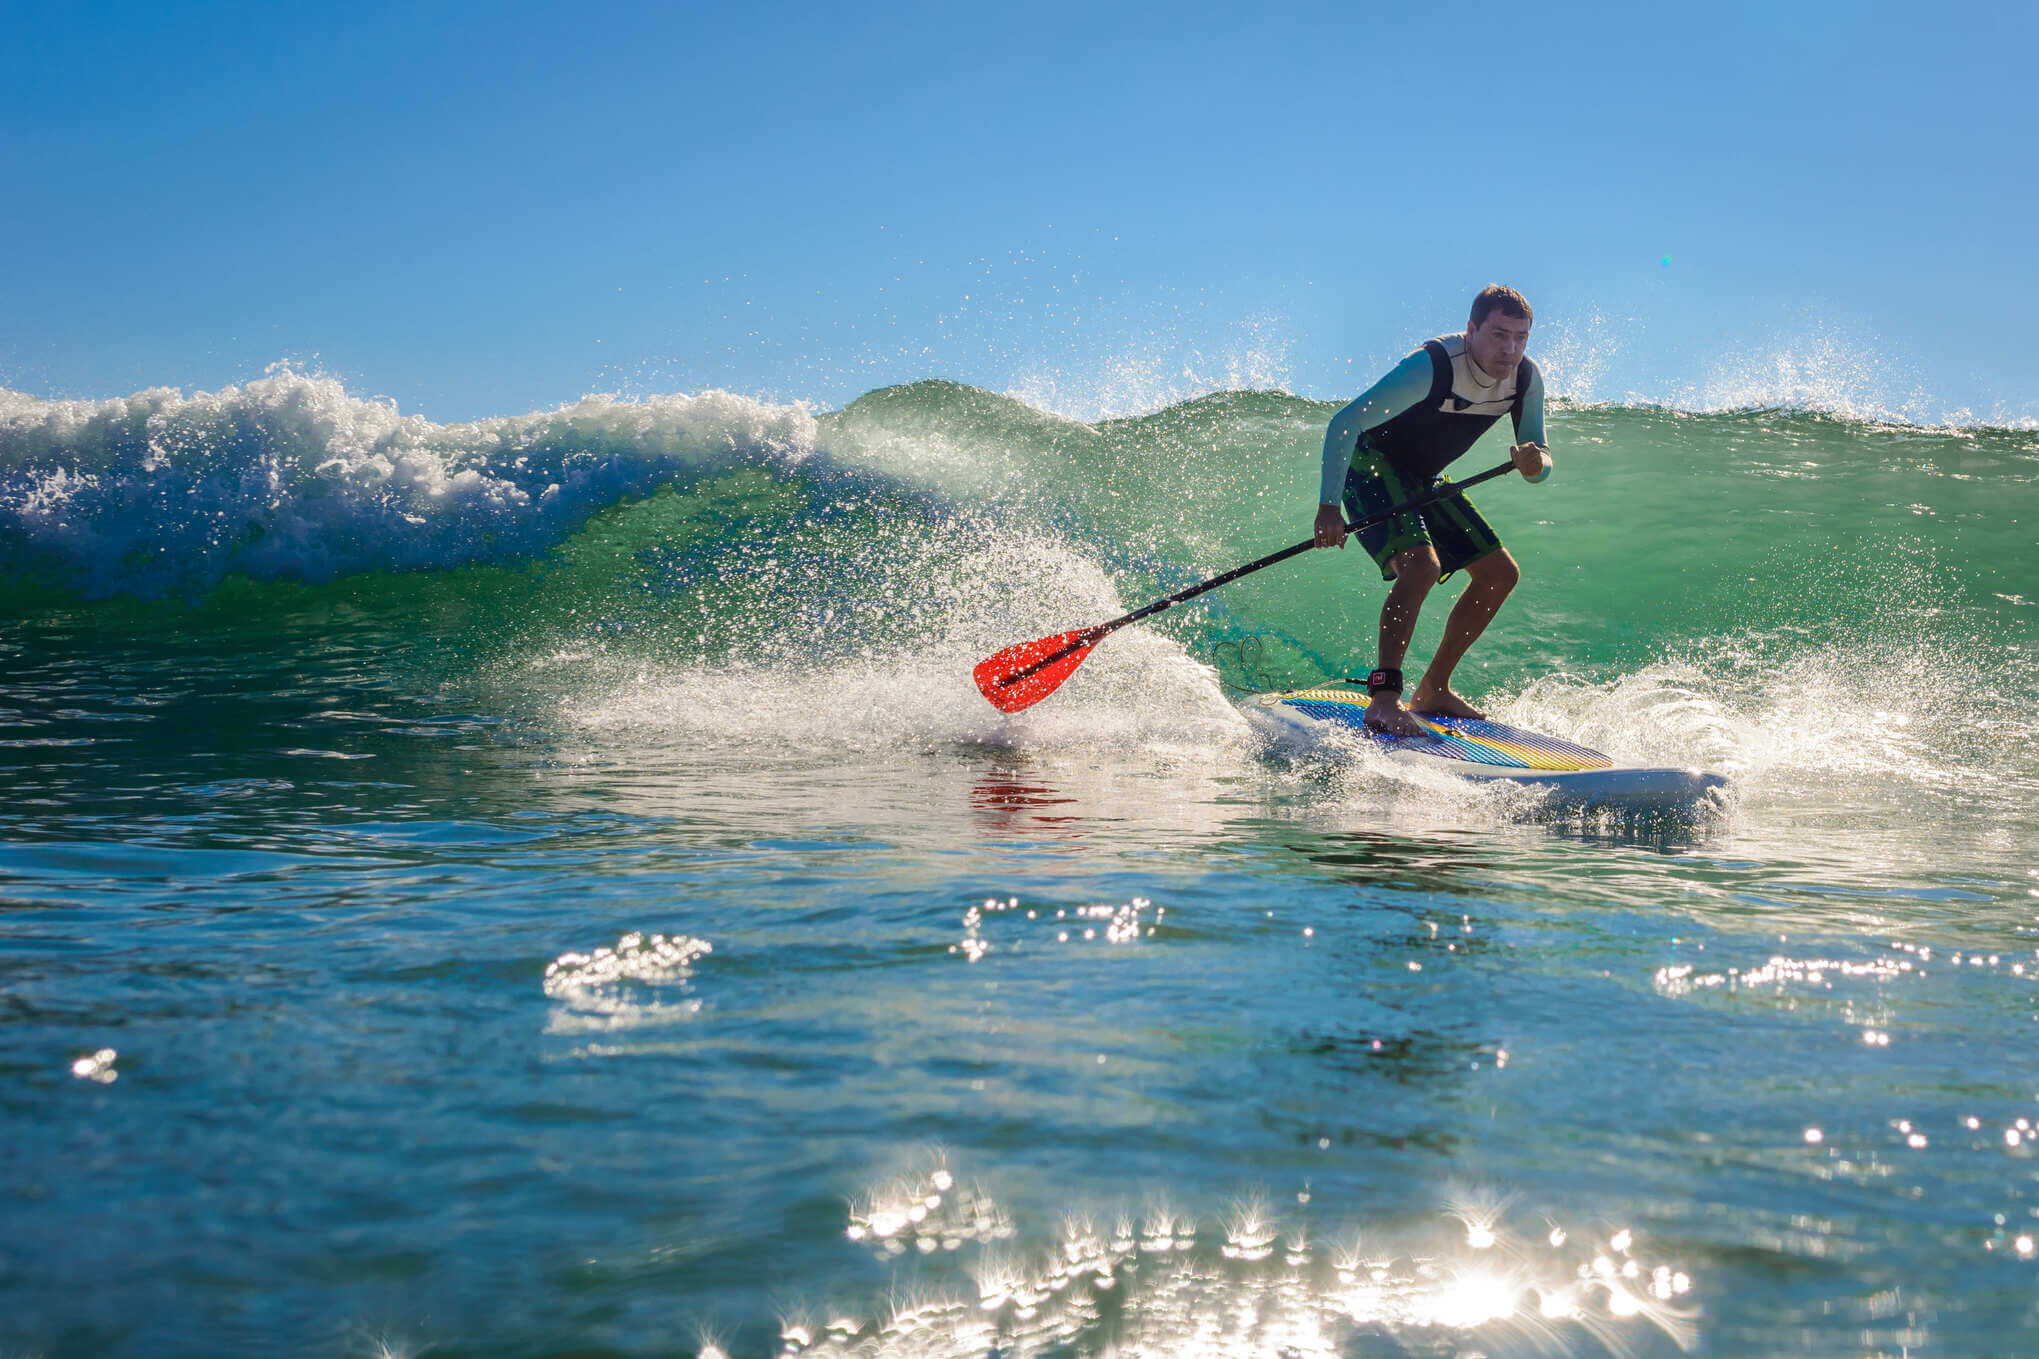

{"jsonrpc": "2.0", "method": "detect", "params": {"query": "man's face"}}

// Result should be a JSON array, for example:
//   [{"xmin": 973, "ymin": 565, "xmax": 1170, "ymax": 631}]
[{"xmin": 1466, "ymin": 311, "xmax": 1531, "ymax": 378}]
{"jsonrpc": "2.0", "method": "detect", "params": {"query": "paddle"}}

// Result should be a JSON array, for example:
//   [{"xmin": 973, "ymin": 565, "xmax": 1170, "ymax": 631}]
[{"xmin": 972, "ymin": 460, "xmax": 1519, "ymax": 713}]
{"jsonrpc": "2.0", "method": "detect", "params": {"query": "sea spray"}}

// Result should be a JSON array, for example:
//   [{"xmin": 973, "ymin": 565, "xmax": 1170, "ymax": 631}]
[{"xmin": 0, "ymin": 369, "xmax": 817, "ymax": 597}]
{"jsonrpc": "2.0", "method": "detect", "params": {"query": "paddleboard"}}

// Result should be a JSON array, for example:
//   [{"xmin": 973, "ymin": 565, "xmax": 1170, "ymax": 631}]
[{"xmin": 1242, "ymin": 686, "xmax": 1727, "ymax": 810}]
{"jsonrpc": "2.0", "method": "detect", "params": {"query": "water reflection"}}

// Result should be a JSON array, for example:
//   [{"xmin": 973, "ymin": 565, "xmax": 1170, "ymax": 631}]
[
  {"xmin": 543, "ymin": 931, "xmax": 712, "ymax": 1035},
  {"xmin": 1294, "ymin": 829, "xmax": 1506, "ymax": 898},
  {"xmin": 951, "ymin": 895, "xmax": 1159, "ymax": 964},
  {"xmin": 968, "ymin": 758, "xmax": 1083, "ymax": 834},
  {"xmin": 723, "ymin": 1155, "xmax": 1699, "ymax": 1358}
]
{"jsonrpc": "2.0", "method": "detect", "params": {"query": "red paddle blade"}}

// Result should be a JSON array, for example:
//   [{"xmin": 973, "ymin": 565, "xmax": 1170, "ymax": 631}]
[{"xmin": 973, "ymin": 627, "xmax": 1105, "ymax": 713}]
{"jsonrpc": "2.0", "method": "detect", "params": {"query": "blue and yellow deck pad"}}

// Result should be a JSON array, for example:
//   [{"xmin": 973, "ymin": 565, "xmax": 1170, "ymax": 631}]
[{"xmin": 1274, "ymin": 687, "xmax": 1613, "ymax": 772}]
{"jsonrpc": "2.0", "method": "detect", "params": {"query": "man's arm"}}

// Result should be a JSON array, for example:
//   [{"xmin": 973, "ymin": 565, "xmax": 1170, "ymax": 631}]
[
  {"xmin": 1511, "ymin": 362, "xmax": 1551, "ymax": 483},
  {"xmin": 1318, "ymin": 348, "xmax": 1432, "ymax": 506}
]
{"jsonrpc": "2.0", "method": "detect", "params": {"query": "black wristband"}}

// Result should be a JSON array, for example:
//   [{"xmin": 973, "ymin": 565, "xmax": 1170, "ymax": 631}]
[{"xmin": 1364, "ymin": 667, "xmax": 1403, "ymax": 696}]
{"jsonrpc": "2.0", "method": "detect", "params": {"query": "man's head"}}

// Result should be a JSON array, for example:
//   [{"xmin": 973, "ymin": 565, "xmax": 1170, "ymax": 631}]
[{"xmin": 1465, "ymin": 284, "xmax": 1532, "ymax": 379}]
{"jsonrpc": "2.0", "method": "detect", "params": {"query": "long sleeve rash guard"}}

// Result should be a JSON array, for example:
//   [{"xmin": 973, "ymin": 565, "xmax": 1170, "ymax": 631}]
[{"xmin": 1318, "ymin": 349, "xmax": 1548, "ymax": 505}]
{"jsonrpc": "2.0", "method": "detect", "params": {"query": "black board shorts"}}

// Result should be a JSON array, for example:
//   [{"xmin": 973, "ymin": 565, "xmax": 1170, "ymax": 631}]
[{"xmin": 1341, "ymin": 442, "xmax": 1503, "ymax": 582}]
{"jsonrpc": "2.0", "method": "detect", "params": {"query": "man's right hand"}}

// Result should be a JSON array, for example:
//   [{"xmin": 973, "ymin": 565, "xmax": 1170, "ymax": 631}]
[{"xmin": 1314, "ymin": 503, "xmax": 1347, "ymax": 549}]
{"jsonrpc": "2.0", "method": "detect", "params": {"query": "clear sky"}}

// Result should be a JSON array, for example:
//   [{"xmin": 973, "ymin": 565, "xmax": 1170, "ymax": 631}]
[{"xmin": 3, "ymin": 1, "xmax": 2033, "ymax": 423}]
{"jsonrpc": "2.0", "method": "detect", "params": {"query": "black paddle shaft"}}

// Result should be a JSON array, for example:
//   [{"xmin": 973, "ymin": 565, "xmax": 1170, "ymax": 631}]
[{"xmin": 1003, "ymin": 459, "xmax": 1519, "ymax": 684}]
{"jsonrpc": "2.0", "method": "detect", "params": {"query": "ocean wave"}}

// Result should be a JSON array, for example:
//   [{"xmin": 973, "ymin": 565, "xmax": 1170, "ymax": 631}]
[
  {"xmin": 1545, "ymin": 390, "xmax": 2039, "ymax": 435},
  {"xmin": 6, "ymin": 365, "xmax": 2032, "ymax": 620},
  {"xmin": 0, "ymin": 367, "xmax": 818, "ymax": 597},
  {"xmin": 1534, "ymin": 318, "xmax": 2038, "ymax": 433}
]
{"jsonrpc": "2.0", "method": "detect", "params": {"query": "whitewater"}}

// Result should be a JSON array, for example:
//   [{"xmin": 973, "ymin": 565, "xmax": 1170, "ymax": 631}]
[{"xmin": 3, "ymin": 366, "xmax": 2037, "ymax": 1358}]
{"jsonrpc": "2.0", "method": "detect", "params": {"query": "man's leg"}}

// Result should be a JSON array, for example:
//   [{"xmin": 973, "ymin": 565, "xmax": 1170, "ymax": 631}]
[
  {"xmin": 1409, "ymin": 548, "xmax": 1519, "ymax": 718},
  {"xmin": 1365, "ymin": 546, "xmax": 1440, "ymax": 734}
]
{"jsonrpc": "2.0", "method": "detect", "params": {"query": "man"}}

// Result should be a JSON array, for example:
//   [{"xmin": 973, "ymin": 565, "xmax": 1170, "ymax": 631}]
[{"xmin": 1313, "ymin": 284, "xmax": 1553, "ymax": 736}]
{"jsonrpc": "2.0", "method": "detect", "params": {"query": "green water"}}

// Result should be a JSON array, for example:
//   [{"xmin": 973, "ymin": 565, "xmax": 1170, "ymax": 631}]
[{"xmin": 3, "ymin": 373, "xmax": 2038, "ymax": 1356}]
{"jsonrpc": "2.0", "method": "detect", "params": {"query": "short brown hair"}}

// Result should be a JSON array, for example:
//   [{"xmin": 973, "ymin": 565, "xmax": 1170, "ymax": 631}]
[{"xmin": 1469, "ymin": 284, "xmax": 1532, "ymax": 328}]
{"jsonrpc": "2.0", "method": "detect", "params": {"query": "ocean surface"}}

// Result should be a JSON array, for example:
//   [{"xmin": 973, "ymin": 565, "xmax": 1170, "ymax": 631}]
[{"xmin": 3, "ymin": 369, "xmax": 2037, "ymax": 1358}]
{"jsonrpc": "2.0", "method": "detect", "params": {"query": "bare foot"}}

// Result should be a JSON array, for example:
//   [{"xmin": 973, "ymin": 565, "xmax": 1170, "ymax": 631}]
[
  {"xmin": 1363, "ymin": 694, "xmax": 1434, "ymax": 737},
  {"xmin": 1408, "ymin": 684, "xmax": 1486, "ymax": 720}
]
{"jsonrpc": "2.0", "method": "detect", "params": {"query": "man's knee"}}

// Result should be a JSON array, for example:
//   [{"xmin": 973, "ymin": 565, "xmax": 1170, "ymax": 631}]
[
  {"xmin": 1389, "ymin": 547, "xmax": 1441, "ymax": 590},
  {"xmin": 1469, "ymin": 548, "xmax": 1519, "ymax": 592}
]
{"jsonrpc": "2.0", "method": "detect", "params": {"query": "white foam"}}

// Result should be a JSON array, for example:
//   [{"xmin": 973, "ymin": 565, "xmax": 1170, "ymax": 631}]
[
  {"xmin": 1531, "ymin": 305, "xmax": 1633, "ymax": 409},
  {"xmin": 556, "ymin": 525, "xmax": 1253, "ymax": 759},
  {"xmin": 0, "ymin": 367, "xmax": 818, "ymax": 597},
  {"xmin": 1500, "ymin": 632, "xmax": 2032, "ymax": 800},
  {"xmin": 1003, "ymin": 315, "xmax": 1295, "ymax": 423},
  {"xmin": 1677, "ymin": 327, "xmax": 1943, "ymax": 426},
  {"xmin": 1533, "ymin": 316, "xmax": 2038, "ymax": 432}
]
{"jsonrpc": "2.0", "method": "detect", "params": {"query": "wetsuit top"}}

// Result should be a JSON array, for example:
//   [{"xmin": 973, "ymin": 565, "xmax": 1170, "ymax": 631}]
[{"xmin": 1319, "ymin": 334, "xmax": 1547, "ymax": 505}]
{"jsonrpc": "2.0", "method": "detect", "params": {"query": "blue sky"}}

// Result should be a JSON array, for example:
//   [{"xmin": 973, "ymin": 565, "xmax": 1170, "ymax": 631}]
[{"xmin": 3, "ymin": 1, "xmax": 2033, "ymax": 422}]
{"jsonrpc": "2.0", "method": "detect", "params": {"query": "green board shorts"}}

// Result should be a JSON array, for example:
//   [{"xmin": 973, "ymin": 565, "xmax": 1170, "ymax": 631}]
[{"xmin": 1341, "ymin": 442, "xmax": 1503, "ymax": 582}]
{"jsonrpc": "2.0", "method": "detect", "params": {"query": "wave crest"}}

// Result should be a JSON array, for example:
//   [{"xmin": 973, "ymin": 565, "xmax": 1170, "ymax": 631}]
[{"xmin": 0, "ymin": 367, "xmax": 817, "ymax": 597}]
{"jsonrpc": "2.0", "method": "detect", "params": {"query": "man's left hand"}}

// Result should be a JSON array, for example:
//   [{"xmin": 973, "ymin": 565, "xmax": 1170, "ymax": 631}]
[{"xmin": 1511, "ymin": 442, "xmax": 1551, "ymax": 480}]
